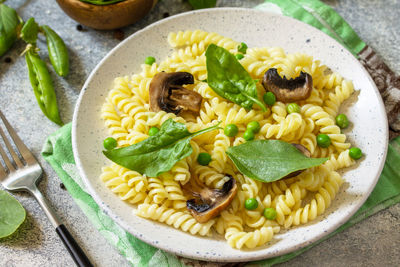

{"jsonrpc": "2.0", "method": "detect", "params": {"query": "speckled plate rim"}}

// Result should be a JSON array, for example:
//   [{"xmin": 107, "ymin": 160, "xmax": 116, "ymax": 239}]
[{"xmin": 72, "ymin": 8, "xmax": 388, "ymax": 262}]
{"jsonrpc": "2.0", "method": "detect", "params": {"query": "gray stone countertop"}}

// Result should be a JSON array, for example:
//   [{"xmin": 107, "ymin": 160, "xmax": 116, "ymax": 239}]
[{"xmin": 0, "ymin": 0, "xmax": 399, "ymax": 266}]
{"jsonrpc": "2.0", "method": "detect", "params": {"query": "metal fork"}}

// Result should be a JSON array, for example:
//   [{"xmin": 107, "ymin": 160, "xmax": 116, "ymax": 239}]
[{"xmin": 0, "ymin": 111, "xmax": 93, "ymax": 267}]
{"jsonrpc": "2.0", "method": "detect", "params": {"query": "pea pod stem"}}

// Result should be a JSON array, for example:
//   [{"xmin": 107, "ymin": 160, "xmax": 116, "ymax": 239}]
[
  {"xmin": 25, "ymin": 49, "xmax": 63, "ymax": 125},
  {"xmin": 40, "ymin": 25, "xmax": 69, "ymax": 77}
]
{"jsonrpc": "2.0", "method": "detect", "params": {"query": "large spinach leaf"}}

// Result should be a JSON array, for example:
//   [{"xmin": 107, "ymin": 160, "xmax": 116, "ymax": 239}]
[
  {"xmin": 104, "ymin": 119, "xmax": 220, "ymax": 177},
  {"xmin": 206, "ymin": 44, "xmax": 267, "ymax": 111},
  {"xmin": 0, "ymin": 3, "xmax": 22, "ymax": 57},
  {"xmin": 0, "ymin": 190, "xmax": 26, "ymax": 239},
  {"xmin": 226, "ymin": 140, "xmax": 328, "ymax": 183}
]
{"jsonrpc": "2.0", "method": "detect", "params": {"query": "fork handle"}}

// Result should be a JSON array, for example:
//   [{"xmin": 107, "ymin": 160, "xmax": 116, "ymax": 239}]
[
  {"xmin": 56, "ymin": 224, "xmax": 93, "ymax": 267},
  {"xmin": 30, "ymin": 186, "xmax": 93, "ymax": 267}
]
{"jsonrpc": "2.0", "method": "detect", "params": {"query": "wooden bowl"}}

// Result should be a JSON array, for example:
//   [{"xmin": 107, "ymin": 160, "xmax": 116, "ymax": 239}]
[{"xmin": 56, "ymin": 0, "xmax": 158, "ymax": 30}]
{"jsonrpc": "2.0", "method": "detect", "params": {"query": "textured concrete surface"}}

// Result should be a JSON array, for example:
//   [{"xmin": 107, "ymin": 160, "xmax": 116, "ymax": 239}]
[{"xmin": 0, "ymin": 0, "xmax": 399, "ymax": 266}]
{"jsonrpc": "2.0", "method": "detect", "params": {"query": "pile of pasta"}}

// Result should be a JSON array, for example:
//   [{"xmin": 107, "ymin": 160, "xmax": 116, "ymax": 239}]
[{"xmin": 100, "ymin": 30, "xmax": 356, "ymax": 249}]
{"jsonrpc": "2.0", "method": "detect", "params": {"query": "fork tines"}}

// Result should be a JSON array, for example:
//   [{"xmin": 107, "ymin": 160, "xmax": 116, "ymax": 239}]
[{"xmin": 0, "ymin": 111, "xmax": 35, "ymax": 175}]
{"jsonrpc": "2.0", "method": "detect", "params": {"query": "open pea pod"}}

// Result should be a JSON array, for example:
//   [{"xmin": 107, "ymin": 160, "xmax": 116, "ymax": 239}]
[
  {"xmin": 41, "ymin": 25, "xmax": 69, "ymax": 77},
  {"xmin": 0, "ymin": 3, "xmax": 22, "ymax": 57},
  {"xmin": 25, "ymin": 49, "xmax": 63, "ymax": 125}
]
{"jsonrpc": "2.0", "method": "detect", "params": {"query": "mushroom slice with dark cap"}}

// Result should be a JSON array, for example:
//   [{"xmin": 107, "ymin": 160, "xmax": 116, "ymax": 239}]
[
  {"xmin": 149, "ymin": 72, "xmax": 203, "ymax": 115},
  {"xmin": 283, "ymin": 144, "xmax": 312, "ymax": 179},
  {"xmin": 262, "ymin": 68, "xmax": 313, "ymax": 102},
  {"xmin": 186, "ymin": 175, "xmax": 237, "ymax": 223}
]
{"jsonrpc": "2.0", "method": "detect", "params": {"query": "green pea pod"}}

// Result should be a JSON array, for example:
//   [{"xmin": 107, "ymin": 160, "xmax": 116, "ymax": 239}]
[
  {"xmin": 41, "ymin": 25, "xmax": 69, "ymax": 77},
  {"xmin": 25, "ymin": 50, "xmax": 63, "ymax": 125},
  {"xmin": 0, "ymin": 4, "xmax": 21, "ymax": 57},
  {"xmin": 20, "ymin": 17, "xmax": 39, "ymax": 44}
]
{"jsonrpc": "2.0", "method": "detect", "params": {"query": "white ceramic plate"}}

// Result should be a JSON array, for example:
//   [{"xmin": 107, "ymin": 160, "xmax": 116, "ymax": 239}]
[{"xmin": 72, "ymin": 8, "xmax": 388, "ymax": 262}]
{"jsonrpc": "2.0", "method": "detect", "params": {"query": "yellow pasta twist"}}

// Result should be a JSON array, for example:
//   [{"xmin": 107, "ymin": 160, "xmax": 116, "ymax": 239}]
[
  {"xmin": 323, "ymin": 149, "xmax": 355, "ymax": 171},
  {"xmin": 193, "ymin": 165, "xmax": 227, "ymax": 189},
  {"xmin": 167, "ymin": 30, "xmax": 239, "ymax": 52},
  {"xmin": 301, "ymin": 104, "xmax": 350, "ymax": 151},
  {"xmin": 283, "ymin": 171, "xmax": 343, "ymax": 228},
  {"xmin": 100, "ymin": 164, "xmax": 147, "ymax": 204},
  {"xmin": 260, "ymin": 113, "xmax": 303, "ymax": 139},
  {"xmin": 148, "ymin": 177, "xmax": 169, "ymax": 204},
  {"xmin": 209, "ymin": 130, "xmax": 230, "ymax": 172},
  {"xmin": 136, "ymin": 203, "xmax": 215, "ymax": 236},
  {"xmin": 323, "ymin": 80, "xmax": 355, "ymax": 118},
  {"xmin": 221, "ymin": 211, "xmax": 279, "ymax": 249}
]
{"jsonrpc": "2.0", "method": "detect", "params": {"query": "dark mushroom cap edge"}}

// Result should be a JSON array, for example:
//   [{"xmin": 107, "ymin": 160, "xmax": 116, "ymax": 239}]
[{"xmin": 262, "ymin": 68, "xmax": 313, "ymax": 103}]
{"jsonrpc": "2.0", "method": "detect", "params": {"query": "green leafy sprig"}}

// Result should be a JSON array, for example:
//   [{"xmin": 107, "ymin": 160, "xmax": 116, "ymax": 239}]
[
  {"xmin": 205, "ymin": 44, "xmax": 267, "ymax": 112},
  {"xmin": 226, "ymin": 140, "xmax": 328, "ymax": 183},
  {"xmin": 0, "ymin": 190, "xmax": 26, "ymax": 239},
  {"xmin": 104, "ymin": 119, "xmax": 221, "ymax": 177}
]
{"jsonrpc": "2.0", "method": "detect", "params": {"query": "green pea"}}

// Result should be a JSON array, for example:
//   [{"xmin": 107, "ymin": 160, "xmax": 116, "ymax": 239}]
[
  {"xmin": 197, "ymin": 152, "xmax": 212, "ymax": 166},
  {"xmin": 287, "ymin": 103, "xmax": 301, "ymax": 114},
  {"xmin": 247, "ymin": 121, "xmax": 260, "ymax": 134},
  {"xmin": 336, "ymin": 114, "xmax": 349, "ymax": 129},
  {"xmin": 349, "ymin": 147, "xmax": 362, "ymax": 160},
  {"xmin": 317, "ymin": 134, "xmax": 331, "ymax": 148},
  {"xmin": 148, "ymin": 126, "xmax": 159, "ymax": 136},
  {"xmin": 263, "ymin": 208, "xmax": 277, "ymax": 220},
  {"xmin": 263, "ymin": 92, "xmax": 276, "ymax": 106},
  {"xmin": 245, "ymin": 198, "xmax": 258, "ymax": 210},
  {"xmin": 235, "ymin": 53, "xmax": 244, "ymax": 60},
  {"xmin": 103, "ymin": 137, "xmax": 117, "ymax": 150},
  {"xmin": 237, "ymin": 42, "xmax": 248, "ymax": 54},
  {"xmin": 144, "ymin": 56, "xmax": 156, "ymax": 65},
  {"xmin": 243, "ymin": 129, "xmax": 255, "ymax": 141},
  {"xmin": 224, "ymin": 124, "xmax": 238, "ymax": 137}
]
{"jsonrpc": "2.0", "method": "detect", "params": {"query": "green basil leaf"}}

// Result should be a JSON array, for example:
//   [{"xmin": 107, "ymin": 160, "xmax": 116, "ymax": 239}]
[
  {"xmin": 20, "ymin": 17, "xmax": 39, "ymax": 44},
  {"xmin": 187, "ymin": 0, "xmax": 217, "ymax": 9},
  {"xmin": 0, "ymin": 190, "xmax": 26, "ymax": 239},
  {"xmin": 104, "ymin": 119, "xmax": 220, "ymax": 177},
  {"xmin": 0, "ymin": 4, "xmax": 21, "ymax": 57},
  {"xmin": 226, "ymin": 140, "xmax": 328, "ymax": 183},
  {"xmin": 206, "ymin": 44, "xmax": 267, "ymax": 111}
]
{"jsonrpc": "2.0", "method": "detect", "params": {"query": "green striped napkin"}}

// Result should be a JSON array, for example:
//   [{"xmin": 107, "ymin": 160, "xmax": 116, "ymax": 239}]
[{"xmin": 42, "ymin": 1, "xmax": 400, "ymax": 266}]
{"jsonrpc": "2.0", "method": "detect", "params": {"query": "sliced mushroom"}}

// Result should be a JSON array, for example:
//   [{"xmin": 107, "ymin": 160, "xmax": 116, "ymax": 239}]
[
  {"xmin": 186, "ymin": 175, "xmax": 237, "ymax": 223},
  {"xmin": 262, "ymin": 68, "xmax": 313, "ymax": 102},
  {"xmin": 292, "ymin": 143, "xmax": 311, "ymax": 158},
  {"xmin": 283, "ymin": 144, "xmax": 312, "ymax": 179},
  {"xmin": 149, "ymin": 72, "xmax": 203, "ymax": 115}
]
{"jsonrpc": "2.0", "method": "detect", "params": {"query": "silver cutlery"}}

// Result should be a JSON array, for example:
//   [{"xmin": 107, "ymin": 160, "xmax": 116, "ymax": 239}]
[{"xmin": 0, "ymin": 111, "xmax": 93, "ymax": 267}]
